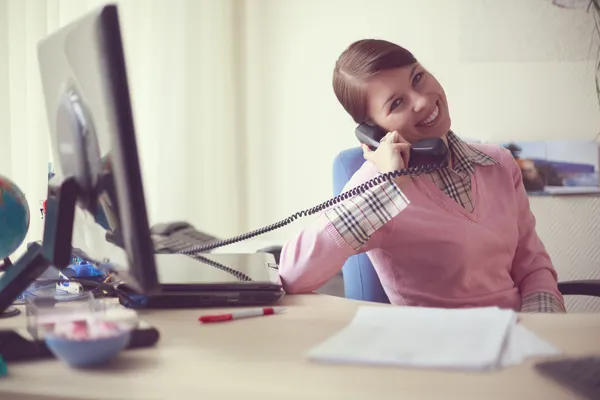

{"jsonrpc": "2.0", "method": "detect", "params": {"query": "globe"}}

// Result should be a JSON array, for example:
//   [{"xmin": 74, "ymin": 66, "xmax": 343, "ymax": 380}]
[{"xmin": 0, "ymin": 175, "xmax": 30, "ymax": 259}]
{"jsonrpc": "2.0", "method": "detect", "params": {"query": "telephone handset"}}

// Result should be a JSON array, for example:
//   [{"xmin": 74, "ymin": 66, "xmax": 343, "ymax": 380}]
[
  {"xmin": 355, "ymin": 123, "xmax": 448, "ymax": 166},
  {"xmin": 177, "ymin": 125, "xmax": 448, "ymax": 256}
]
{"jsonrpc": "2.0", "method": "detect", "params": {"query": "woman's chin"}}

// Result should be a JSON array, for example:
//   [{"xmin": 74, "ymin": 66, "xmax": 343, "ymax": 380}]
[
  {"xmin": 415, "ymin": 127, "xmax": 450, "ymax": 141},
  {"xmin": 408, "ymin": 119, "xmax": 451, "ymax": 143},
  {"xmin": 425, "ymin": 118, "xmax": 451, "ymax": 139},
  {"xmin": 418, "ymin": 118, "xmax": 450, "ymax": 139}
]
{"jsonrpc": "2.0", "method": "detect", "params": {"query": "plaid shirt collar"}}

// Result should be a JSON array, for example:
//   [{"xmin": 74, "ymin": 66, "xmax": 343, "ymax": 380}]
[{"xmin": 445, "ymin": 131, "xmax": 498, "ymax": 173}]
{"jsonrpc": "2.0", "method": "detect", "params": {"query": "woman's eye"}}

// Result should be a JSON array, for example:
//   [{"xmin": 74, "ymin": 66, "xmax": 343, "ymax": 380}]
[
  {"xmin": 390, "ymin": 98, "xmax": 402, "ymax": 112},
  {"xmin": 412, "ymin": 72, "xmax": 424, "ymax": 86}
]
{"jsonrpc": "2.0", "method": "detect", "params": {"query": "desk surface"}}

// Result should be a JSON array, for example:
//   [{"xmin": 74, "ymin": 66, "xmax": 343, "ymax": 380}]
[{"xmin": 1, "ymin": 294, "xmax": 599, "ymax": 400}]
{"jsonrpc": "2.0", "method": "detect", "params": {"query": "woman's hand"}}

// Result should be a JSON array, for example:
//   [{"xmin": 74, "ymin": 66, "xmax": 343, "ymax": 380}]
[{"xmin": 362, "ymin": 131, "xmax": 412, "ymax": 188}]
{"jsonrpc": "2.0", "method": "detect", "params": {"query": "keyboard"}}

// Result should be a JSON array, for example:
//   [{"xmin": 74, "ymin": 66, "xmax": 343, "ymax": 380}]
[
  {"xmin": 150, "ymin": 222, "xmax": 218, "ymax": 253},
  {"xmin": 535, "ymin": 356, "xmax": 600, "ymax": 399}
]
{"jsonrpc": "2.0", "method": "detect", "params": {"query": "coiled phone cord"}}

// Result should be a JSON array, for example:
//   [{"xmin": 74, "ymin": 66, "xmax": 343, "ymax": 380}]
[{"xmin": 178, "ymin": 162, "xmax": 446, "ymax": 255}]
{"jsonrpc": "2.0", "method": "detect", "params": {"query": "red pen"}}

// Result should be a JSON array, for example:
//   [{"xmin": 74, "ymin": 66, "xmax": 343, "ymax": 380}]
[{"xmin": 198, "ymin": 307, "xmax": 285, "ymax": 323}]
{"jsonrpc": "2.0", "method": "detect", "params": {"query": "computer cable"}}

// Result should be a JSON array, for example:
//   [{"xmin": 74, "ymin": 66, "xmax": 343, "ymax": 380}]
[{"xmin": 188, "ymin": 254, "xmax": 252, "ymax": 282}]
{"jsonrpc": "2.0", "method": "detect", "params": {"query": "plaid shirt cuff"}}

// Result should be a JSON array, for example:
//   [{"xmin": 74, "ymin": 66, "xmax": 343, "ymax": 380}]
[
  {"xmin": 521, "ymin": 292, "xmax": 566, "ymax": 313},
  {"xmin": 324, "ymin": 179, "xmax": 409, "ymax": 251}
]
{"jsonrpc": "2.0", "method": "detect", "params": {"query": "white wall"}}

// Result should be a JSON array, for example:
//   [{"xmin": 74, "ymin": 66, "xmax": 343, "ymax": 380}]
[
  {"xmin": 0, "ymin": 0, "xmax": 247, "ymax": 256},
  {"xmin": 1, "ymin": 0, "xmax": 598, "ymax": 254},
  {"xmin": 239, "ymin": 0, "xmax": 600, "ymax": 243}
]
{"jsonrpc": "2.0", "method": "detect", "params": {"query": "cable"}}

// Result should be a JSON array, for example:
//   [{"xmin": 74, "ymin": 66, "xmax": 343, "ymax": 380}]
[
  {"xmin": 188, "ymin": 253, "xmax": 252, "ymax": 282},
  {"xmin": 178, "ymin": 162, "xmax": 445, "ymax": 255}
]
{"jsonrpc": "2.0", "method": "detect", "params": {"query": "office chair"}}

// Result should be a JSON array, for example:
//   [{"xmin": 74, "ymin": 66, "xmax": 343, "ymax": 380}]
[
  {"xmin": 331, "ymin": 147, "xmax": 600, "ymax": 303},
  {"xmin": 332, "ymin": 147, "xmax": 390, "ymax": 303}
]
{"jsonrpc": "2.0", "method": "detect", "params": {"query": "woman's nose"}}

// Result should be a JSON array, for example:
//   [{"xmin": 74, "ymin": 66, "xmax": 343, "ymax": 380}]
[{"xmin": 411, "ymin": 93, "xmax": 428, "ymax": 113}]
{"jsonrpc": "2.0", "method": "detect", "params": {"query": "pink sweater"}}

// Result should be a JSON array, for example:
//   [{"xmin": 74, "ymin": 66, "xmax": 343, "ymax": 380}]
[{"xmin": 278, "ymin": 144, "xmax": 563, "ymax": 311}]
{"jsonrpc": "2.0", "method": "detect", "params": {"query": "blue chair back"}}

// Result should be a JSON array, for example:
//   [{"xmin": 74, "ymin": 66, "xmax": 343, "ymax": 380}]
[{"xmin": 332, "ymin": 147, "xmax": 390, "ymax": 303}]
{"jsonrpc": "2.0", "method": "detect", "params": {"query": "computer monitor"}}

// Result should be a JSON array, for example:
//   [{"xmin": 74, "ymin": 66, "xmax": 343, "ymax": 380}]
[
  {"xmin": 36, "ymin": 4, "xmax": 159, "ymax": 294},
  {"xmin": 0, "ymin": 3, "xmax": 284, "ymax": 316}
]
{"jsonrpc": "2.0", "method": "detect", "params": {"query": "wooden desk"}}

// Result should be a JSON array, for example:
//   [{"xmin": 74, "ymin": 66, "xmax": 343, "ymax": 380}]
[{"xmin": 0, "ymin": 294, "xmax": 599, "ymax": 400}]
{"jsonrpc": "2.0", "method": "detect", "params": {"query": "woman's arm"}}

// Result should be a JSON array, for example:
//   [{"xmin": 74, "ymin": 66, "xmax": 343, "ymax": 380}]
[
  {"xmin": 278, "ymin": 163, "xmax": 409, "ymax": 293},
  {"xmin": 505, "ymin": 151, "xmax": 566, "ymax": 313}
]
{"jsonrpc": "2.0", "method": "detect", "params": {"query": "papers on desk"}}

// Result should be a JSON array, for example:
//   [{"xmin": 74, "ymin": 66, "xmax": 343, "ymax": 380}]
[{"xmin": 307, "ymin": 306, "xmax": 559, "ymax": 371}]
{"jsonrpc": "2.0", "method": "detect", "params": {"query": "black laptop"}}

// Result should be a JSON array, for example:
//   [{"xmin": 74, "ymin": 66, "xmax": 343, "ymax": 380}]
[{"xmin": 116, "ymin": 253, "xmax": 284, "ymax": 308}]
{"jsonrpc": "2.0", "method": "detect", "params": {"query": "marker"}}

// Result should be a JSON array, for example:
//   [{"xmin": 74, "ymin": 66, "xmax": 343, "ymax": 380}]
[{"xmin": 198, "ymin": 307, "xmax": 285, "ymax": 323}]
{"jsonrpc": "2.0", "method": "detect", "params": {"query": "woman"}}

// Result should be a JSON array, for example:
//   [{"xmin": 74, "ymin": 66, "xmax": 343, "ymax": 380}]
[{"xmin": 277, "ymin": 39, "xmax": 565, "ymax": 313}]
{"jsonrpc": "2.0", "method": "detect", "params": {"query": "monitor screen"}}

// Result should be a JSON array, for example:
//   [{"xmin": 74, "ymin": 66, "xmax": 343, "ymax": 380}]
[{"xmin": 37, "ymin": 4, "xmax": 158, "ymax": 294}]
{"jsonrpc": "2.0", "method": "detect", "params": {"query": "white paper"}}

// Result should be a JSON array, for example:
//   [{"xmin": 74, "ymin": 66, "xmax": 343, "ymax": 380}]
[
  {"xmin": 307, "ymin": 306, "xmax": 560, "ymax": 371},
  {"xmin": 500, "ymin": 323, "xmax": 560, "ymax": 367}
]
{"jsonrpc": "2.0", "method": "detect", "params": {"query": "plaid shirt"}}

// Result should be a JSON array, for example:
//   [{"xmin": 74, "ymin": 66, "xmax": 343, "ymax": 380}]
[
  {"xmin": 325, "ymin": 132, "xmax": 564, "ymax": 313},
  {"xmin": 325, "ymin": 179, "xmax": 410, "ymax": 252},
  {"xmin": 429, "ymin": 131, "xmax": 497, "ymax": 212}
]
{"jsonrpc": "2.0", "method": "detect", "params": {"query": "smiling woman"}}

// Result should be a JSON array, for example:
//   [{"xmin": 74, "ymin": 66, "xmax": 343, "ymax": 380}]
[
  {"xmin": 277, "ymin": 38, "xmax": 566, "ymax": 315},
  {"xmin": 331, "ymin": 39, "xmax": 450, "ymax": 144}
]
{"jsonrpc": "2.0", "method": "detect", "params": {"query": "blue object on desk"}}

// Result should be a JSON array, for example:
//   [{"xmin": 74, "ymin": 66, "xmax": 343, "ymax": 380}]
[
  {"xmin": 44, "ymin": 331, "xmax": 131, "ymax": 368},
  {"xmin": 332, "ymin": 147, "xmax": 390, "ymax": 304},
  {"xmin": 65, "ymin": 262, "xmax": 107, "ymax": 282}
]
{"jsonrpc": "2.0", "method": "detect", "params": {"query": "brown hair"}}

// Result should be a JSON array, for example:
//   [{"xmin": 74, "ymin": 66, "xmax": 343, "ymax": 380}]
[{"xmin": 332, "ymin": 39, "xmax": 417, "ymax": 123}]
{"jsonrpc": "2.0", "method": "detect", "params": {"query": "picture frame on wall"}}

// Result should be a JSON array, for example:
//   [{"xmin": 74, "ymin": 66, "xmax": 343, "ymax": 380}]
[{"xmin": 500, "ymin": 140, "xmax": 600, "ymax": 195}]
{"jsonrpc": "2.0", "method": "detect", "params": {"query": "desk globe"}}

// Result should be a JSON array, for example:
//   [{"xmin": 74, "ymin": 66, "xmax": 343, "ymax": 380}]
[{"xmin": 0, "ymin": 175, "xmax": 30, "ymax": 260}]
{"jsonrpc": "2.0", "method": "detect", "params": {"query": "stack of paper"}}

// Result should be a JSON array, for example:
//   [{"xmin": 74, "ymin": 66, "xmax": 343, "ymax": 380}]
[{"xmin": 307, "ymin": 306, "xmax": 559, "ymax": 371}]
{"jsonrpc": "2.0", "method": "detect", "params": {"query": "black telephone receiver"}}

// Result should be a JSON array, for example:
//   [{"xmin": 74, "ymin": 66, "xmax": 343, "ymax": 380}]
[
  {"xmin": 355, "ymin": 123, "xmax": 448, "ymax": 167},
  {"xmin": 177, "ymin": 125, "xmax": 448, "ymax": 255}
]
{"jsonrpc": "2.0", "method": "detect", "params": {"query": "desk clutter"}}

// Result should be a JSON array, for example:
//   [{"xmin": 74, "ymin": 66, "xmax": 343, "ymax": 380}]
[
  {"xmin": 7, "ymin": 248, "xmax": 128, "ymax": 310},
  {"xmin": 0, "ymin": 293, "xmax": 159, "ymax": 366},
  {"xmin": 307, "ymin": 306, "xmax": 559, "ymax": 371}
]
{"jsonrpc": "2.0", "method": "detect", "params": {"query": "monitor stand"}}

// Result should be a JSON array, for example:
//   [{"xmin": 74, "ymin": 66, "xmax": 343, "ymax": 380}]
[{"xmin": 0, "ymin": 177, "xmax": 78, "ymax": 322}]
